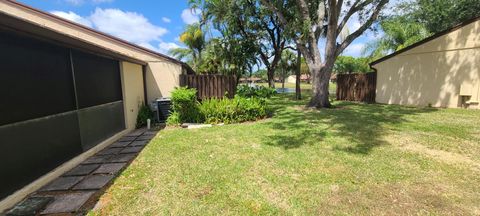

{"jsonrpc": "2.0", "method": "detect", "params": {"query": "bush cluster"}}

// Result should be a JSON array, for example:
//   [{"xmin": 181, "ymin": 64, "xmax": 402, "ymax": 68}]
[
  {"xmin": 136, "ymin": 104, "xmax": 154, "ymax": 129},
  {"xmin": 166, "ymin": 87, "xmax": 271, "ymax": 125},
  {"xmin": 167, "ymin": 87, "xmax": 203, "ymax": 125},
  {"xmin": 236, "ymin": 85, "xmax": 276, "ymax": 98},
  {"xmin": 200, "ymin": 96, "xmax": 270, "ymax": 124}
]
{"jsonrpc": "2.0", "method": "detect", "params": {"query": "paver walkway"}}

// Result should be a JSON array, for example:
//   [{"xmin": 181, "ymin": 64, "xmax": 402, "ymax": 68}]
[{"xmin": 5, "ymin": 128, "xmax": 159, "ymax": 216}]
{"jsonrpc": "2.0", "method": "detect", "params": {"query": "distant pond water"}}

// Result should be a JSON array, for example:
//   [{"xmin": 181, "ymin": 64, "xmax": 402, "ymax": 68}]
[{"xmin": 276, "ymin": 88, "xmax": 295, "ymax": 93}]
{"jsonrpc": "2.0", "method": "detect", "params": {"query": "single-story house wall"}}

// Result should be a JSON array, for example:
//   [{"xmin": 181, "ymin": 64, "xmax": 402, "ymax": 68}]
[
  {"xmin": 370, "ymin": 16, "xmax": 480, "ymax": 109},
  {"xmin": 0, "ymin": 0, "xmax": 191, "ymax": 211},
  {"xmin": 286, "ymin": 75, "xmax": 311, "ymax": 84}
]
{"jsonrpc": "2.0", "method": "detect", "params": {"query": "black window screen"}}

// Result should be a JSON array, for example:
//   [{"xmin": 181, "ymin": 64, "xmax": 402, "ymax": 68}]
[
  {"xmin": 72, "ymin": 50, "xmax": 123, "ymax": 109},
  {"xmin": 0, "ymin": 29, "xmax": 125, "ymax": 201},
  {"xmin": 0, "ymin": 31, "xmax": 76, "ymax": 126},
  {"xmin": 0, "ymin": 113, "xmax": 82, "ymax": 199}
]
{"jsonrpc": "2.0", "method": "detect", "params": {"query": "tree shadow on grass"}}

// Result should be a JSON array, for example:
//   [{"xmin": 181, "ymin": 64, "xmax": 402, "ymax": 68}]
[{"xmin": 263, "ymin": 93, "xmax": 438, "ymax": 154}]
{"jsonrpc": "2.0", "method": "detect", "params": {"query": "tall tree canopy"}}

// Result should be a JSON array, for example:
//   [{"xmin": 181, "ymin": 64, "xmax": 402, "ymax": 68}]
[
  {"xmin": 364, "ymin": 0, "xmax": 479, "ymax": 60},
  {"xmin": 404, "ymin": 0, "xmax": 480, "ymax": 34},
  {"xmin": 363, "ymin": 16, "xmax": 430, "ymax": 60},
  {"xmin": 262, "ymin": 0, "xmax": 389, "ymax": 108},
  {"xmin": 190, "ymin": 0, "xmax": 288, "ymax": 87},
  {"xmin": 169, "ymin": 24, "xmax": 206, "ymax": 71},
  {"xmin": 334, "ymin": 56, "xmax": 370, "ymax": 74}
]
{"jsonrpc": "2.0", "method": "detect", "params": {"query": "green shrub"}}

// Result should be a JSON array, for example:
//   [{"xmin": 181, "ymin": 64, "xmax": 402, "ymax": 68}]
[
  {"xmin": 136, "ymin": 104, "xmax": 154, "ymax": 128},
  {"xmin": 167, "ymin": 87, "xmax": 203, "ymax": 125},
  {"xmin": 199, "ymin": 96, "xmax": 271, "ymax": 124},
  {"xmin": 166, "ymin": 112, "xmax": 181, "ymax": 126},
  {"xmin": 236, "ymin": 85, "xmax": 276, "ymax": 98}
]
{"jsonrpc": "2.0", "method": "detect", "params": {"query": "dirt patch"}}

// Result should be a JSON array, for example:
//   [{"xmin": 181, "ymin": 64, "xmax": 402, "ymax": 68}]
[
  {"xmin": 320, "ymin": 183, "xmax": 471, "ymax": 215},
  {"xmin": 194, "ymin": 186, "xmax": 213, "ymax": 199},
  {"xmin": 291, "ymin": 105, "xmax": 349, "ymax": 112},
  {"xmin": 387, "ymin": 134, "xmax": 480, "ymax": 172}
]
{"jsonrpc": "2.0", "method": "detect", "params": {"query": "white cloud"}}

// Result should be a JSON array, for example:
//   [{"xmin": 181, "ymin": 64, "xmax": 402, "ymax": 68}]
[
  {"xmin": 65, "ymin": 0, "xmax": 84, "ymax": 6},
  {"xmin": 64, "ymin": 0, "xmax": 113, "ymax": 6},
  {"xmin": 89, "ymin": 8, "xmax": 167, "ymax": 45},
  {"xmin": 181, "ymin": 8, "xmax": 201, "ymax": 24},
  {"xmin": 50, "ymin": 11, "xmax": 93, "ymax": 27},
  {"xmin": 157, "ymin": 42, "xmax": 180, "ymax": 54},
  {"xmin": 49, "ymin": 8, "xmax": 178, "ymax": 55},
  {"xmin": 162, "ymin": 17, "xmax": 172, "ymax": 23},
  {"xmin": 342, "ymin": 43, "xmax": 365, "ymax": 57}
]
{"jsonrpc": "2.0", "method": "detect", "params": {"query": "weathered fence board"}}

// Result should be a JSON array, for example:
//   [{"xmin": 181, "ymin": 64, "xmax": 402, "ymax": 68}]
[
  {"xmin": 180, "ymin": 74, "xmax": 237, "ymax": 100},
  {"xmin": 336, "ymin": 72, "xmax": 376, "ymax": 103}
]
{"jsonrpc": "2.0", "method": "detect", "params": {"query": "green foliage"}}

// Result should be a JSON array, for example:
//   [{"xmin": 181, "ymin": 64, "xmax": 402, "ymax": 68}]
[
  {"xmin": 167, "ymin": 87, "xmax": 272, "ymax": 125},
  {"xmin": 404, "ymin": 0, "xmax": 480, "ymax": 33},
  {"xmin": 136, "ymin": 104, "xmax": 154, "ymax": 129},
  {"xmin": 277, "ymin": 50, "xmax": 296, "ymax": 80},
  {"xmin": 168, "ymin": 87, "xmax": 271, "ymax": 125},
  {"xmin": 363, "ymin": 16, "xmax": 430, "ymax": 60},
  {"xmin": 191, "ymin": 0, "xmax": 286, "ymax": 81},
  {"xmin": 199, "ymin": 96, "xmax": 271, "ymax": 124},
  {"xmin": 166, "ymin": 112, "xmax": 181, "ymax": 126},
  {"xmin": 253, "ymin": 69, "xmax": 268, "ymax": 80},
  {"xmin": 236, "ymin": 85, "xmax": 276, "ymax": 98},
  {"xmin": 167, "ymin": 87, "xmax": 204, "ymax": 125},
  {"xmin": 366, "ymin": 0, "xmax": 480, "ymax": 60},
  {"xmin": 169, "ymin": 24, "xmax": 205, "ymax": 71},
  {"xmin": 334, "ymin": 56, "xmax": 371, "ymax": 74}
]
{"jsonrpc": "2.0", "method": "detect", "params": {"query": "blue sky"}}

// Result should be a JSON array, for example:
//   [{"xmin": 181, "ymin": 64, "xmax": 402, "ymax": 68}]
[
  {"xmin": 17, "ymin": 0, "xmax": 200, "ymax": 54},
  {"xmin": 16, "ymin": 0, "xmax": 394, "ymax": 57}
]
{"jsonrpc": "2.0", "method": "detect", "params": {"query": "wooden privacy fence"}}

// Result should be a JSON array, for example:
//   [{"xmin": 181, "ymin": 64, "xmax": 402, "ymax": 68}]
[
  {"xmin": 180, "ymin": 74, "xmax": 237, "ymax": 100},
  {"xmin": 336, "ymin": 72, "xmax": 377, "ymax": 103}
]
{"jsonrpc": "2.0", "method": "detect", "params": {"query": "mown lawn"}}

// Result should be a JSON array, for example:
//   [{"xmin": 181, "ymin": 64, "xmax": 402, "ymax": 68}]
[
  {"xmin": 90, "ymin": 91, "xmax": 480, "ymax": 215},
  {"xmin": 257, "ymin": 82, "xmax": 316, "ymax": 91}
]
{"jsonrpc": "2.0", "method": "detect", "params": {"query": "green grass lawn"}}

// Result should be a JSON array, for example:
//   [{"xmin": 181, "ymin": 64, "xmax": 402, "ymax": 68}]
[
  {"xmin": 256, "ymin": 82, "xmax": 315, "ymax": 90},
  {"xmin": 90, "ymin": 92, "xmax": 480, "ymax": 215}
]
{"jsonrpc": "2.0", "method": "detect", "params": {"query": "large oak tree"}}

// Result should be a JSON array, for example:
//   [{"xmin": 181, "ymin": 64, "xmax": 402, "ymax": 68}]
[{"xmin": 262, "ymin": 0, "xmax": 389, "ymax": 108}]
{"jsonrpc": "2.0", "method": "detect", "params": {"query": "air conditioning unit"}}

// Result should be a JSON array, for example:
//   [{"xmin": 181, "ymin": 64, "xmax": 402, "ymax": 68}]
[{"xmin": 156, "ymin": 98, "xmax": 172, "ymax": 123}]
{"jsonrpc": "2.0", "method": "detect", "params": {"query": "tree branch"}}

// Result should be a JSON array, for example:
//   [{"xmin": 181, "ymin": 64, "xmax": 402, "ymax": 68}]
[
  {"xmin": 314, "ymin": 1, "xmax": 327, "ymax": 41},
  {"xmin": 336, "ymin": 0, "xmax": 389, "ymax": 56},
  {"xmin": 337, "ymin": 0, "xmax": 372, "ymax": 36},
  {"xmin": 260, "ymin": 0, "xmax": 288, "ymax": 27}
]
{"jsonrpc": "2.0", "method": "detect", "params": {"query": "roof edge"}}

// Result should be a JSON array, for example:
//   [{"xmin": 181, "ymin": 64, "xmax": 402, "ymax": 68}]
[
  {"xmin": 4, "ymin": 0, "xmax": 188, "ymax": 67},
  {"xmin": 370, "ymin": 15, "xmax": 480, "ymax": 66}
]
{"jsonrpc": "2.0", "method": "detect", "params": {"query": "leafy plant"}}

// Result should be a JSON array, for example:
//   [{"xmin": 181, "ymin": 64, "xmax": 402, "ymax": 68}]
[
  {"xmin": 200, "ymin": 96, "xmax": 271, "ymax": 124},
  {"xmin": 167, "ymin": 87, "xmax": 272, "ymax": 125},
  {"xmin": 236, "ymin": 85, "xmax": 276, "ymax": 98},
  {"xmin": 167, "ymin": 87, "xmax": 204, "ymax": 125},
  {"xmin": 166, "ymin": 112, "xmax": 181, "ymax": 126},
  {"xmin": 136, "ymin": 104, "xmax": 154, "ymax": 129}
]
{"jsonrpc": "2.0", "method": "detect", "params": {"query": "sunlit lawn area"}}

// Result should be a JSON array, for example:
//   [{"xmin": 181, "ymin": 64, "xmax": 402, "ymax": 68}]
[
  {"xmin": 90, "ymin": 91, "xmax": 480, "ymax": 215},
  {"xmin": 256, "ymin": 82, "xmax": 337, "ymax": 97}
]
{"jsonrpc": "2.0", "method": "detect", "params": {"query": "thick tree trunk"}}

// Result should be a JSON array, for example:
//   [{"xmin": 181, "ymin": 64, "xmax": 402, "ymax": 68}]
[
  {"xmin": 308, "ymin": 65, "xmax": 332, "ymax": 108},
  {"xmin": 267, "ymin": 68, "xmax": 275, "ymax": 88},
  {"xmin": 295, "ymin": 50, "xmax": 302, "ymax": 100}
]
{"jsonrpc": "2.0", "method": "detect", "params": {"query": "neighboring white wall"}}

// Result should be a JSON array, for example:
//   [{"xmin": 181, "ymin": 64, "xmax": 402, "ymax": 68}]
[
  {"xmin": 120, "ymin": 61, "xmax": 145, "ymax": 130},
  {"xmin": 287, "ymin": 75, "xmax": 296, "ymax": 84},
  {"xmin": 373, "ymin": 19, "xmax": 480, "ymax": 109}
]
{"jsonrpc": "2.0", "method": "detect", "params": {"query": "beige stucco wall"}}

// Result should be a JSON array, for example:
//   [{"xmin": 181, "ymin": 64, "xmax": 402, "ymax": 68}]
[
  {"xmin": 372, "ymin": 19, "xmax": 480, "ymax": 109},
  {"xmin": 120, "ymin": 61, "xmax": 145, "ymax": 130},
  {"xmin": 145, "ymin": 61, "xmax": 183, "ymax": 102}
]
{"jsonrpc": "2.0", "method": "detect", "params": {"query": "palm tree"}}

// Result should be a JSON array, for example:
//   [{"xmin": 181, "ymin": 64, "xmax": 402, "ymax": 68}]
[
  {"xmin": 363, "ymin": 16, "xmax": 431, "ymax": 60},
  {"xmin": 169, "ymin": 23, "xmax": 206, "ymax": 71}
]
